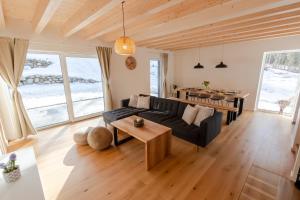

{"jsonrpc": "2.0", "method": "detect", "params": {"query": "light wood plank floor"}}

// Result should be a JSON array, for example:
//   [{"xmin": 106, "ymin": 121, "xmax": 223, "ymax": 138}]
[{"xmin": 8, "ymin": 111, "xmax": 300, "ymax": 200}]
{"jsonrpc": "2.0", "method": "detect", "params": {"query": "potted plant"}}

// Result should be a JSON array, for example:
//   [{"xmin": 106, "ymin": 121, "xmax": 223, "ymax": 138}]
[
  {"xmin": 202, "ymin": 81, "xmax": 210, "ymax": 89},
  {"xmin": 0, "ymin": 153, "xmax": 21, "ymax": 183}
]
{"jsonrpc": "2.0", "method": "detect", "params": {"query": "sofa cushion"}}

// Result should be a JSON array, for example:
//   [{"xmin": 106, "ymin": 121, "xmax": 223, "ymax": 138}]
[
  {"xmin": 182, "ymin": 104, "xmax": 198, "ymax": 125},
  {"xmin": 177, "ymin": 102, "xmax": 189, "ymax": 117},
  {"xmin": 128, "ymin": 94, "xmax": 138, "ymax": 107},
  {"xmin": 138, "ymin": 111, "xmax": 173, "ymax": 123},
  {"xmin": 103, "ymin": 107, "xmax": 146, "ymax": 124},
  {"xmin": 161, "ymin": 117, "xmax": 203, "ymax": 145},
  {"xmin": 137, "ymin": 96, "xmax": 150, "ymax": 109},
  {"xmin": 193, "ymin": 105, "xmax": 214, "ymax": 127},
  {"xmin": 152, "ymin": 97, "xmax": 179, "ymax": 116}
]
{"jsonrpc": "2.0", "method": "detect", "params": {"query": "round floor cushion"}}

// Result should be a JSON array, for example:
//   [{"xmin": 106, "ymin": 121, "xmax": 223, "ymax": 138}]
[
  {"xmin": 73, "ymin": 127, "xmax": 92, "ymax": 145},
  {"xmin": 87, "ymin": 127, "xmax": 113, "ymax": 150}
]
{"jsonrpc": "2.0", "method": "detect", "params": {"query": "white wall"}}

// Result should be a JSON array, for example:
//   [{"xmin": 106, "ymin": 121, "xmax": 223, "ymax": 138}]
[
  {"xmin": 174, "ymin": 35, "xmax": 300, "ymax": 110},
  {"xmin": 110, "ymin": 47, "xmax": 174, "ymax": 108}
]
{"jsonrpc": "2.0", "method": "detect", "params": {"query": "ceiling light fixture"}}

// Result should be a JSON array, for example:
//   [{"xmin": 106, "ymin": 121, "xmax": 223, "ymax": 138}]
[
  {"xmin": 114, "ymin": 1, "xmax": 136, "ymax": 56},
  {"xmin": 215, "ymin": 39, "xmax": 228, "ymax": 68},
  {"xmin": 194, "ymin": 47, "xmax": 204, "ymax": 69}
]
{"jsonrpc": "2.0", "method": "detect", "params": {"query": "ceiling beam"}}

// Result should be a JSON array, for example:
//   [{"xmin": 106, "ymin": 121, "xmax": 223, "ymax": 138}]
[
  {"xmin": 86, "ymin": 0, "xmax": 185, "ymax": 40},
  {"xmin": 100, "ymin": 0, "xmax": 234, "ymax": 42},
  {"xmin": 168, "ymin": 31, "xmax": 300, "ymax": 50},
  {"xmin": 155, "ymin": 23, "xmax": 300, "ymax": 49},
  {"xmin": 137, "ymin": 2, "xmax": 300, "ymax": 46},
  {"xmin": 0, "ymin": 0, "xmax": 5, "ymax": 29},
  {"xmin": 157, "ymin": 28, "xmax": 300, "ymax": 50},
  {"xmin": 141, "ymin": 12, "xmax": 300, "ymax": 47},
  {"xmin": 33, "ymin": 0, "xmax": 63, "ymax": 34},
  {"xmin": 132, "ymin": 0, "xmax": 299, "ymax": 42},
  {"xmin": 63, "ymin": 0, "xmax": 121, "ymax": 37}
]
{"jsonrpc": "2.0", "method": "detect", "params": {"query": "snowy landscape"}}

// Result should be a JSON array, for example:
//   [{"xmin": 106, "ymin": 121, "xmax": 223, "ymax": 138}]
[
  {"xmin": 150, "ymin": 60, "xmax": 160, "ymax": 97},
  {"xmin": 19, "ymin": 54, "xmax": 104, "ymax": 128},
  {"xmin": 258, "ymin": 65, "xmax": 300, "ymax": 115}
]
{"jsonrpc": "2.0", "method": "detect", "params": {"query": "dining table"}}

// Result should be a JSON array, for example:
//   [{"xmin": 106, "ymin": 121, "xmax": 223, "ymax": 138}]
[{"xmin": 175, "ymin": 87, "xmax": 250, "ymax": 125}]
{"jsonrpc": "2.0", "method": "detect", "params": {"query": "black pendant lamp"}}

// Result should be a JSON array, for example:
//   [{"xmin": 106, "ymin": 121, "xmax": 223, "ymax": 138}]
[
  {"xmin": 216, "ymin": 61, "xmax": 227, "ymax": 68},
  {"xmin": 194, "ymin": 47, "xmax": 204, "ymax": 69},
  {"xmin": 215, "ymin": 42, "xmax": 228, "ymax": 68}
]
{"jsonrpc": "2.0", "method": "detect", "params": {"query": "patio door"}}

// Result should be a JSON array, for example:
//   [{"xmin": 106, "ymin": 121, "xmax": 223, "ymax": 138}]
[{"xmin": 257, "ymin": 50, "xmax": 300, "ymax": 116}]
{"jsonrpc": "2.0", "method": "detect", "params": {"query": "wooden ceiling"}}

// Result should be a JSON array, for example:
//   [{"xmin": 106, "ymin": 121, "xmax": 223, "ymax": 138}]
[{"xmin": 1, "ymin": 0, "xmax": 300, "ymax": 50}]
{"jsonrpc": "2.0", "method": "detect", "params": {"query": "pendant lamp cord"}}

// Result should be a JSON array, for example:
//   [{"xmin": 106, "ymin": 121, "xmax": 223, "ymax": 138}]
[
  {"xmin": 199, "ymin": 47, "xmax": 201, "ymax": 62},
  {"xmin": 122, "ymin": 1, "xmax": 126, "ymax": 37}
]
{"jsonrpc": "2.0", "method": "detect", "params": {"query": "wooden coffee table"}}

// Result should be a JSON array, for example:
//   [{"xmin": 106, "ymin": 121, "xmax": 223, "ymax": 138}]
[{"xmin": 111, "ymin": 115, "xmax": 172, "ymax": 170}]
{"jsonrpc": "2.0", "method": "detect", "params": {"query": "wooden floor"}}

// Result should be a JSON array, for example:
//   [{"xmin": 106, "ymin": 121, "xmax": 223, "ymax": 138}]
[{"xmin": 8, "ymin": 111, "xmax": 300, "ymax": 200}]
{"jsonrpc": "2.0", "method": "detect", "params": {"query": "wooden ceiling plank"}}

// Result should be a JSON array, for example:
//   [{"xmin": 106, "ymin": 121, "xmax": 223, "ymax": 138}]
[
  {"xmin": 158, "ymin": 28, "xmax": 300, "ymax": 50},
  {"xmin": 142, "ymin": 14, "xmax": 300, "ymax": 47},
  {"xmin": 169, "ymin": 31, "xmax": 300, "ymax": 50},
  {"xmin": 0, "ymin": 0, "xmax": 5, "ymax": 29},
  {"xmin": 63, "ymin": 0, "xmax": 121, "ymax": 37},
  {"xmin": 86, "ymin": 0, "xmax": 186, "ymax": 40},
  {"xmin": 155, "ymin": 25, "xmax": 300, "ymax": 49},
  {"xmin": 98, "ymin": 0, "xmax": 233, "ymax": 42},
  {"xmin": 132, "ymin": 0, "xmax": 297, "ymax": 42},
  {"xmin": 136, "ymin": 1, "xmax": 300, "ymax": 45},
  {"xmin": 33, "ymin": 0, "xmax": 63, "ymax": 34}
]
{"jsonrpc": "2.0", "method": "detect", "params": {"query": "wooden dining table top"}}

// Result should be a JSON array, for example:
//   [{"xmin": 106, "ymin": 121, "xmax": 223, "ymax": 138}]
[{"xmin": 176, "ymin": 87, "xmax": 250, "ymax": 99}]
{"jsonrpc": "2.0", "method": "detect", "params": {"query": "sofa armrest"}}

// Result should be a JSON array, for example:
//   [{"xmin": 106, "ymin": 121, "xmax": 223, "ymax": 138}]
[
  {"xmin": 199, "ymin": 111, "xmax": 223, "ymax": 146},
  {"xmin": 121, "ymin": 98, "xmax": 130, "ymax": 107}
]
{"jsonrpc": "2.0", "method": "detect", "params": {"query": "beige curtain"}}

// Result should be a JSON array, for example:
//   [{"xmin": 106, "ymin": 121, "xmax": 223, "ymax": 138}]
[
  {"xmin": 161, "ymin": 53, "xmax": 168, "ymax": 98},
  {"xmin": 96, "ymin": 46, "xmax": 113, "ymax": 111},
  {"xmin": 0, "ymin": 37, "xmax": 36, "ymax": 138},
  {"xmin": 0, "ymin": 117, "xmax": 7, "ymax": 155}
]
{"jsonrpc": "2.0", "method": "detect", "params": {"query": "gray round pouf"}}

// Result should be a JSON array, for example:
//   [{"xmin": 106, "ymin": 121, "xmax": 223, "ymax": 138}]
[
  {"xmin": 87, "ymin": 127, "xmax": 113, "ymax": 150},
  {"xmin": 73, "ymin": 127, "xmax": 93, "ymax": 145}
]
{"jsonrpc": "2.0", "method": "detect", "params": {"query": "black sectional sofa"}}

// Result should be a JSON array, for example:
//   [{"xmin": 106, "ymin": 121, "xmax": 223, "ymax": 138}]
[{"xmin": 103, "ymin": 95, "xmax": 223, "ymax": 147}]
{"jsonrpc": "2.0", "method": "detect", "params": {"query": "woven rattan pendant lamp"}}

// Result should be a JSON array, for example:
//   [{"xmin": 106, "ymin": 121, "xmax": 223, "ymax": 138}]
[{"xmin": 114, "ymin": 1, "xmax": 136, "ymax": 56}]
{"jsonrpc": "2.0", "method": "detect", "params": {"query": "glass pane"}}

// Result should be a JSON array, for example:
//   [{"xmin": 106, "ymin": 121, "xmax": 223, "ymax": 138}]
[
  {"xmin": 66, "ymin": 57, "xmax": 104, "ymax": 117},
  {"xmin": 150, "ymin": 59, "xmax": 160, "ymax": 97},
  {"xmin": 258, "ymin": 52, "xmax": 300, "ymax": 116},
  {"xmin": 19, "ymin": 53, "xmax": 69, "ymax": 128},
  {"xmin": 27, "ymin": 104, "xmax": 69, "ymax": 128},
  {"xmin": 72, "ymin": 98, "xmax": 104, "ymax": 117}
]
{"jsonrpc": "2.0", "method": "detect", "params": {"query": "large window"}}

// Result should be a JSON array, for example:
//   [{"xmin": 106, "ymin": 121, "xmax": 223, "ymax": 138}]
[
  {"xmin": 19, "ymin": 53, "xmax": 104, "ymax": 129},
  {"xmin": 66, "ymin": 57, "xmax": 104, "ymax": 118},
  {"xmin": 150, "ymin": 59, "xmax": 161, "ymax": 97},
  {"xmin": 19, "ymin": 54, "xmax": 68, "ymax": 128}
]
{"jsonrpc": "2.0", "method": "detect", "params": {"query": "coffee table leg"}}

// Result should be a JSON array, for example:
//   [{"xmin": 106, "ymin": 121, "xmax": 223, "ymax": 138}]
[
  {"xmin": 113, "ymin": 127, "xmax": 134, "ymax": 146},
  {"xmin": 113, "ymin": 127, "xmax": 119, "ymax": 146},
  {"xmin": 145, "ymin": 130, "xmax": 171, "ymax": 170}
]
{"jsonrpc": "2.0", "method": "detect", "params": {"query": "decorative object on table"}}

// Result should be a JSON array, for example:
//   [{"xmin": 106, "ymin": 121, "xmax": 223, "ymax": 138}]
[
  {"xmin": 114, "ymin": 1, "xmax": 136, "ymax": 56},
  {"xmin": 194, "ymin": 47, "xmax": 204, "ymax": 69},
  {"xmin": 125, "ymin": 56, "xmax": 137, "ymax": 70},
  {"xmin": 134, "ymin": 117, "xmax": 144, "ymax": 127},
  {"xmin": 210, "ymin": 94, "xmax": 225, "ymax": 100},
  {"xmin": 172, "ymin": 84, "xmax": 178, "ymax": 90},
  {"xmin": 87, "ymin": 127, "xmax": 113, "ymax": 151},
  {"xmin": 0, "ymin": 153, "xmax": 21, "ymax": 183},
  {"xmin": 202, "ymin": 81, "xmax": 210, "ymax": 89},
  {"xmin": 73, "ymin": 127, "xmax": 93, "ymax": 146},
  {"xmin": 215, "ymin": 42, "xmax": 228, "ymax": 68}
]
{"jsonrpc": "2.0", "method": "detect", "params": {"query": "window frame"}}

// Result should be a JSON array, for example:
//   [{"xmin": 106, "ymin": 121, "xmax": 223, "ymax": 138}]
[{"xmin": 22, "ymin": 50, "xmax": 104, "ymax": 131}]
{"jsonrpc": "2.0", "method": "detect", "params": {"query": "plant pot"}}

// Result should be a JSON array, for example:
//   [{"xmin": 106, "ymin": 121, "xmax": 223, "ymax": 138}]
[{"xmin": 2, "ymin": 167, "xmax": 21, "ymax": 183}]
